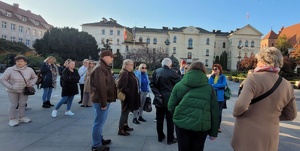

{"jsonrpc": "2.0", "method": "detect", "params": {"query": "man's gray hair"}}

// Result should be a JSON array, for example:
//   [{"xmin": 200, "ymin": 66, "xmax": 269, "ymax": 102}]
[{"xmin": 161, "ymin": 58, "xmax": 172, "ymax": 67}]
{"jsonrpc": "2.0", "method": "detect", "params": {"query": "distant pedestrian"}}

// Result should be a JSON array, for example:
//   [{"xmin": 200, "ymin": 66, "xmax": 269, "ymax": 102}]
[
  {"xmin": 134, "ymin": 63, "xmax": 151, "ymax": 122},
  {"xmin": 78, "ymin": 59, "xmax": 89, "ymax": 104},
  {"xmin": 90, "ymin": 50, "xmax": 116, "ymax": 151},
  {"xmin": 231, "ymin": 47, "xmax": 297, "ymax": 151},
  {"xmin": 0, "ymin": 55, "xmax": 37, "ymax": 126},
  {"xmin": 169, "ymin": 61, "xmax": 219, "ymax": 151},
  {"xmin": 208, "ymin": 64, "xmax": 227, "ymax": 133},
  {"xmin": 151, "ymin": 58, "xmax": 181, "ymax": 145},
  {"xmin": 40, "ymin": 56, "xmax": 59, "ymax": 108},
  {"xmin": 51, "ymin": 60, "xmax": 80, "ymax": 118},
  {"xmin": 81, "ymin": 60, "xmax": 95, "ymax": 107},
  {"xmin": 117, "ymin": 59, "xmax": 140, "ymax": 136}
]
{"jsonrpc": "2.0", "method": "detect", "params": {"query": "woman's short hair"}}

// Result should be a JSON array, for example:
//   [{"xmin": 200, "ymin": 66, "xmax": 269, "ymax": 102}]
[
  {"xmin": 212, "ymin": 64, "xmax": 223, "ymax": 74},
  {"xmin": 14, "ymin": 55, "xmax": 28, "ymax": 62},
  {"xmin": 44, "ymin": 56, "xmax": 56, "ymax": 63},
  {"xmin": 180, "ymin": 60, "xmax": 187, "ymax": 67},
  {"xmin": 122, "ymin": 59, "xmax": 133, "ymax": 70},
  {"xmin": 188, "ymin": 61, "xmax": 207, "ymax": 74},
  {"xmin": 161, "ymin": 58, "xmax": 172, "ymax": 67},
  {"xmin": 138, "ymin": 63, "xmax": 146, "ymax": 70},
  {"xmin": 255, "ymin": 47, "xmax": 283, "ymax": 68}
]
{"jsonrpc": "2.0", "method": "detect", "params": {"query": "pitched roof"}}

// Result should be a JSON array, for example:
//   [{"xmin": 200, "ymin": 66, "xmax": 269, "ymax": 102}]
[
  {"xmin": 81, "ymin": 21, "xmax": 124, "ymax": 28},
  {"xmin": 0, "ymin": 1, "xmax": 48, "ymax": 24},
  {"xmin": 278, "ymin": 23, "xmax": 300, "ymax": 47},
  {"xmin": 262, "ymin": 30, "xmax": 278, "ymax": 40}
]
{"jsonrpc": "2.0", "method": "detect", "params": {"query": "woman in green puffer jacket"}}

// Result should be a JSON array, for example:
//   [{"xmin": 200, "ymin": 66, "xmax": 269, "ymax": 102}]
[{"xmin": 168, "ymin": 61, "xmax": 219, "ymax": 151}]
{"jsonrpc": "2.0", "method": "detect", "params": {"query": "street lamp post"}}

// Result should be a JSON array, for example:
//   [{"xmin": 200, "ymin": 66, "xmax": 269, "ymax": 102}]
[{"xmin": 237, "ymin": 45, "xmax": 243, "ymax": 71}]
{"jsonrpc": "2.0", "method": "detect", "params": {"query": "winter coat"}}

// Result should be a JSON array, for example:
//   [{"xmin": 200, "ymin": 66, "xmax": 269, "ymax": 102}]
[
  {"xmin": 168, "ymin": 70, "xmax": 219, "ymax": 137},
  {"xmin": 118, "ymin": 69, "xmax": 140, "ymax": 111},
  {"xmin": 40, "ymin": 62, "xmax": 58, "ymax": 88},
  {"xmin": 134, "ymin": 70, "xmax": 151, "ymax": 92},
  {"xmin": 208, "ymin": 74, "xmax": 227, "ymax": 101},
  {"xmin": 90, "ymin": 59, "xmax": 117, "ymax": 108},
  {"xmin": 0, "ymin": 65, "xmax": 37, "ymax": 93},
  {"xmin": 231, "ymin": 72, "xmax": 297, "ymax": 151},
  {"xmin": 151, "ymin": 65, "xmax": 181, "ymax": 107},
  {"xmin": 61, "ymin": 68, "xmax": 80, "ymax": 97}
]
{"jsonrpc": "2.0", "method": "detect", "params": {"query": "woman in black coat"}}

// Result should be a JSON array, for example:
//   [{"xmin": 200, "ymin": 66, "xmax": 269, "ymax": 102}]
[
  {"xmin": 117, "ymin": 59, "xmax": 140, "ymax": 136},
  {"xmin": 51, "ymin": 60, "xmax": 80, "ymax": 118}
]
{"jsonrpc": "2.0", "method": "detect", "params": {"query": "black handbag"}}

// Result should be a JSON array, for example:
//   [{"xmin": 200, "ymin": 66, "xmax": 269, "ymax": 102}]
[
  {"xmin": 143, "ymin": 96, "xmax": 152, "ymax": 112},
  {"xmin": 18, "ymin": 71, "xmax": 36, "ymax": 95}
]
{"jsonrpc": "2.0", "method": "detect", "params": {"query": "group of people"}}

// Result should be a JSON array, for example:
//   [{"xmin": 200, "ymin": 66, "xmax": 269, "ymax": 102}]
[{"xmin": 0, "ymin": 47, "xmax": 298, "ymax": 151}]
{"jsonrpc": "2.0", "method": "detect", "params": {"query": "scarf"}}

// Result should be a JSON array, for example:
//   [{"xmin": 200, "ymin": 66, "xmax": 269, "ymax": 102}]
[
  {"xmin": 50, "ymin": 64, "xmax": 59, "ymax": 88},
  {"xmin": 254, "ymin": 65, "xmax": 280, "ymax": 73}
]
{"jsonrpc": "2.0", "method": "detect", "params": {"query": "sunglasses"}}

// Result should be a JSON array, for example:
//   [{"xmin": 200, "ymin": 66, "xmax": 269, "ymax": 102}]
[
  {"xmin": 213, "ymin": 68, "xmax": 218, "ymax": 70},
  {"xmin": 142, "ymin": 67, "xmax": 147, "ymax": 69}
]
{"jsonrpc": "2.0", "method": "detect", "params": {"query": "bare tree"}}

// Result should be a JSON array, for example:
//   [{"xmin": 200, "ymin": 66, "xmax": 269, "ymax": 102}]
[{"xmin": 126, "ymin": 47, "xmax": 168, "ymax": 65}]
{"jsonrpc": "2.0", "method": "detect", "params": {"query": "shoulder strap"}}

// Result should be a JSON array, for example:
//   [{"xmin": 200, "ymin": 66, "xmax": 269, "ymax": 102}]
[
  {"xmin": 17, "ymin": 71, "xmax": 28, "ymax": 84},
  {"xmin": 250, "ymin": 76, "xmax": 282, "ymax": 105}
]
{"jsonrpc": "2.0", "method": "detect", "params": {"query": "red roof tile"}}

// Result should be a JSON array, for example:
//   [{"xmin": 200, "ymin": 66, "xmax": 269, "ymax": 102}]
[
  {"xmin": 262, "ymin": 30, "xmax": 278, "ymax": 40},
  {"xmin": 278, "ymin": 23, "xmax": 300, "ymax": 47}
]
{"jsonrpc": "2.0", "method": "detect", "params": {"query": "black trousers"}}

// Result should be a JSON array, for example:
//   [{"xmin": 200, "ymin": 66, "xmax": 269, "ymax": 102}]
[
  {"xmin": 218, "ymin": 101, "xmax": 224, "ymax": 129},
  {"xmin": 79, "ymin": 84, "xmax": 84, "ymax": 101},
  {"xmin": 155, "ymin": 106, "xmax": 174, "ymax": 142},
  {"xmin": 175, "ymin": 125, "xmax": 208, "ymax": 151}
]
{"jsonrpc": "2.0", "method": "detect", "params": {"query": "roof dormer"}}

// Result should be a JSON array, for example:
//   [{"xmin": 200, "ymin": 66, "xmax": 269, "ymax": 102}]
[{"xmin": 6, "ymin": 11, "xmax": 12, "ymax": 17}]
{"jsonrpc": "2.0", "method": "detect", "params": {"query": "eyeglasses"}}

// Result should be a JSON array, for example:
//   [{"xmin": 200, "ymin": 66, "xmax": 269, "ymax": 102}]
[
  {"xmin": 142, "ymin": 67, "xmax": 147, "ymax": 69},
  {"xmin": 213, "ymin": 68, "xmax": 218, "ymax": 70}
]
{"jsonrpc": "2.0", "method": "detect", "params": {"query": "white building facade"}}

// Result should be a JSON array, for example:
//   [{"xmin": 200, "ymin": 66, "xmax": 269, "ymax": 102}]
[
  {"xmin": 82, "ymin": 18, "xmax": 262, "ymax": 70},
  {"xmin": 0, "ymin": 2, "xmax": 51, "ymax": 48}
]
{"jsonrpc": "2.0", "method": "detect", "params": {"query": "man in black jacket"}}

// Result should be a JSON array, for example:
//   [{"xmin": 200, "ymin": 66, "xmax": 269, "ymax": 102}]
[{"xmin": 151, "ymin": 58, "xmax": 181, "ymax": 145}]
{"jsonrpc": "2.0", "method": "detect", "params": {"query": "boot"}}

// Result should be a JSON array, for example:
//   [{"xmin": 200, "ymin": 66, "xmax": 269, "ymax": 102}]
[
  {"xmin": 46, "ymin": 101, "xmax": 54, "ymax": 106},
  {"xmin": 118, "ymin": 126, "xmax": 130, "ymax": 136},
  {"xmin": 133, "ymin": 118, "xmax": 140, "ymax": 124},
  {"xmin": 124, "ymin": 124, "xmax": 134, "ymax": 131},
  {"xmin": 42, "ymin": 102, "xmax": 50, "ymax": 108}
]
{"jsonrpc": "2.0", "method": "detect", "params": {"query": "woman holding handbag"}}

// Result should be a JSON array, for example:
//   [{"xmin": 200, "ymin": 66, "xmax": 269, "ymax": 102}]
[
  {"xmin": 134, "ymin": 63, "xmax": 151, "ymax": 123},
  {"xmin": 0, "ymin": 55, "xmax": 37, "ymax": 126}
]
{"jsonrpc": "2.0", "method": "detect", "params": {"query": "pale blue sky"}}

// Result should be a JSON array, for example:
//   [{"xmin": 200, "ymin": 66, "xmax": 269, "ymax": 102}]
[{"xmin": 3, "ymin": 0, "xmax": 300, "ymax": 36}]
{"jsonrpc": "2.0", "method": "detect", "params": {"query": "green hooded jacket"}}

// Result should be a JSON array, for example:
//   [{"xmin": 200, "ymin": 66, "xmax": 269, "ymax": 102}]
[{"xmin": 168, "ymin": 70, "xmax": 219, "ymax": 137}]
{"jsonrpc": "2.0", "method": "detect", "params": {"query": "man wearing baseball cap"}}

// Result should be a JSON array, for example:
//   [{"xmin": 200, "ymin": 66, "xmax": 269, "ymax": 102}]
[{"xmin": 90, "ymin": 50, "xmax": 117, "ymax": 151}]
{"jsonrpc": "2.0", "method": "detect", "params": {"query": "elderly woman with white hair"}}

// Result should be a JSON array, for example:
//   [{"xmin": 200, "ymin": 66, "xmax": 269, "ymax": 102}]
[{"xmin": 231, "ymin": 47, "xmax": 297, "ymax": 151}]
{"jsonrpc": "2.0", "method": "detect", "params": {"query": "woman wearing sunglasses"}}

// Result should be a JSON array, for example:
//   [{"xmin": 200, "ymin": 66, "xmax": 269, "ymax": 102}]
[{"xmin": 208, "ymin": 64, "xmax": 227, "ymax": 133}]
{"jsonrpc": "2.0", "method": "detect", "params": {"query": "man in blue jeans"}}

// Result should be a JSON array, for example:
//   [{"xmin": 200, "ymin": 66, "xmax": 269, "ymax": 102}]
[{"xmin": 90, "ymin": 50, "xmax": 117, "ymax": 151}]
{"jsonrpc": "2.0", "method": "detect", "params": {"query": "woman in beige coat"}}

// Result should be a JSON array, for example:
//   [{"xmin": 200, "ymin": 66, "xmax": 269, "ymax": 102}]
[
  {"xmin": 81, "ymin": 60, "xmax": 95, "ymax": 107},
  {"xmin": 0, "ymin": 55, "xmax": 37, "ymax": 127},
  {"xmin": 231, "ymin": 47, "xmax": 297, "ymax": 151}
]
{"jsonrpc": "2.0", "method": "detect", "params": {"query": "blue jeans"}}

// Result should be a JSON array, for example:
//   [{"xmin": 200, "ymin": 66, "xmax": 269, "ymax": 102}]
[
  {"xmin": 55, "ymin": 96, "xmax": 74, "ymax": 110},
  {"xmin": 92, "ymin": 103, "xmax": 110, "ymax": 147},
  {"xmin": 42, "ymin": 88, "xmax": 53, "ymax": 102}
]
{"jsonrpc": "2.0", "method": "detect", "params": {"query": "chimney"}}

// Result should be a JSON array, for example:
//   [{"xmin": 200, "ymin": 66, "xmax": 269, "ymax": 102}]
[
  {"xmin": 13, "ymin": 3, "xmax": 19, "ymax": 8},
  {"xmin": 144, "ymin": 26, "xmax": 146, "ymax": 28},
  {"xmin": 213, "ymin": 30, "xmax": 215, "ymax": 32},
  {"xmin": 27, "ymin": 10, "xmax": 31, "ymax": 13}
]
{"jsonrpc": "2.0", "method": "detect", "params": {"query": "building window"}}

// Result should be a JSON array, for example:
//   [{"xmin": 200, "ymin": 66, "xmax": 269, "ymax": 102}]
[
  {"xmin": 117, "ymin": 30, "xmax": 120, "ymax": 35},
  {"xmin": 173, "ymin": 36, "xmax": 177, "ymax": 43},
  {"xmin": 188, "ymin": 38, "xmax": 193, "ymax": 49},
  {"xmin": 205, "ymin": 59, "xmax": 209, "ymax": 67},
  {"xmin": 2, "ymin": 21, "xmax": 7, "ymax": 29},
  {"xmin": 22, "ymin": 16, "xmax": 27, "ymax": 22},
  {"xmin": 18, "ymin": 38, "xmax": 23, "ymax": 42},
  {"xmin": 139, "ymin": 37, "xmax": 143, "ymax": 42},
  {"xmin": 11, "ymin": 37, "xmax": 16, "ymax": 42},
  {"xmin": 11, "ymin": 24, "xmax": 16, "ymax": 30},
  {"xmin": 245, "ymin": 40, "xmax": 249, "ymax": 47},
  {"xmin": 39, "ymin": 31, "xmax": 42, "ymax": 37},
  {"xmin": 187, "ymin": 52, "xmax": 192, "ymax": 59},
  {"xmin": 33, "ymin": 29, "xmax": 36, "ymax": 35},
  {"xmin": 173, "ymin": 47, "xmax": 176, "ymax": 54},
  {"xmin": 126, "ymin": 45, "xmax": 129, "ymax": 51},
  {"xmin": 251, "ymin": 41, "xmax": 255, "ymax": 47},
  {"xmin": 223, "ymin": 42, "xmax": 226, "ymax": 48},
  {"xmin": 19, "ymin": 26, "xmax": 23, "ymax": 32},
  {"xmin": 146, "ymin": 37, "xmax": 150, "ymax": 44},
  {"xmin": 6, "ymin": 11, "xmax": 12, "ymax": 17},
  {"xmin": 1, "ymin": 35, "xmax": 7, "ymax": 39},
  {"xmin": 271, "ymin": 43, "xmax": 274, "ymax": 46},
  {"xmin": 110, "ymin": 30, "xmax": 113, "ymax": 35},
  {"xmin": 117, "ymin": 39, "xmax": 120, "ymax": 45},
  {"xmin": 238, "ymin": 40, "xmax": 242, "ymax": 46},
  {"xmin": 26, "ymin": 39, "xmax": 30, "ymax": 46},
  {"xmin": 26, "ymin": 28, "xmax": 30, "ymax": 34},
  {"xmin": 206, "ymin": 49, "xmax": 209, "ymax": 56},
  {"xmin": 102, "ymin": 29, "xmax": 105, "ymax": 35},
  {"xmin": 206, "ymin": 38, "xmax": 210, "ymax": 45},
  {"xmin": 153, "ymin": 38, "xmax": 157, "ymax": 44},
  {"xmin": 34, "ymin": 20, "xmax": 39, "ymax": 25}
]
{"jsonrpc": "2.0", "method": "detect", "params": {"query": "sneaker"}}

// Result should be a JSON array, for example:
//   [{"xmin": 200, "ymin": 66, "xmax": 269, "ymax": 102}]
[
  {"xmin": 19, "ymin": 117, "xmax": 31, "ymax": 123},
  {"xmin": 65, "ymin": 110, "xmax": 74, "ymax": 116},
  {"xmin": 91, "ymin": 145, "xmax": 110, "ymax": 151},
  {"xmin": 25, "ymin": 106, "xmax": 32, "ymax": 110},
  {"xmin": 51, "ymin": 110, "xmax": 58, "ymax": 118},
  {"xmin": 138, "ymin": 116, "xmax": 146, "ymax": 122},
  {"xmin": 8, "ymin": 119, "xmax": 19, "ymax": 126}
]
